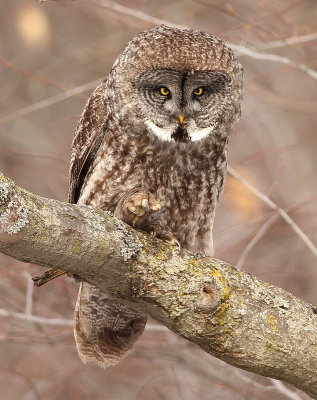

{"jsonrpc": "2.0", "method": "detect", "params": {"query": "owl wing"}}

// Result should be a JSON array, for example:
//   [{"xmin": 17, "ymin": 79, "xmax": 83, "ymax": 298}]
[
  {"xmin": 69, "ymin": 80, "xmax": 147, "ymax": 368},
  {"xmin": 69, "ymin": 80, "xmax": 108, "ymax": 204}
]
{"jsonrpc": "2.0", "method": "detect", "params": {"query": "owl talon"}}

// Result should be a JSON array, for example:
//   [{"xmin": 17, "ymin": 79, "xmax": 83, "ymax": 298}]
[
  {"xmin": 141, "ymin": 198, "xmax": 149, "ymax": 208},
  {"xmin": 166, "ymin": 237, "xmax": 181, "ymax": 249},
  {"xmin": 128, "ymin": 205, "xmax": 136, "ymax": 213},
  {"xmin": 160, "ymin": 233, "xmax": 180, "ymax": 249},
  {"xmin": 148, "ymin": 195, "xmax": 161, "ymax": 211},
  {"xmin": 128, "ymin": 204, "xmax": 146, "ymax": 216},
  {"xmin": 147, "ymin": 223, "xmax": 179, "ymax": 249}
]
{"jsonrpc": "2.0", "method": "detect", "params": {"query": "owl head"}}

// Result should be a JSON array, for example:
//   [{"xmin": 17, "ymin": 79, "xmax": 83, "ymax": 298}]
[{"xmin": 106, "ymin": 25, "xmax": 243, "ymax": 143}]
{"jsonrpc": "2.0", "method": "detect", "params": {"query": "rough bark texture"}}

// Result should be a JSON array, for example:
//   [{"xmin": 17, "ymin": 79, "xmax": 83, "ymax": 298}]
[{"xmin": 0, "ymin": 172, "xmax": 317, "ymax": 399}]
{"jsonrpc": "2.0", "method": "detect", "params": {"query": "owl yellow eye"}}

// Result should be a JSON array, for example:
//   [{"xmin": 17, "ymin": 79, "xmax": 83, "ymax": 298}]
[
  {"xmin": 193, "ymin": 87, "xmax": 204, "ymax": 96},
  {"xmin": 159, "ymin": 87, "xmax": 170, "ymax": 96}
]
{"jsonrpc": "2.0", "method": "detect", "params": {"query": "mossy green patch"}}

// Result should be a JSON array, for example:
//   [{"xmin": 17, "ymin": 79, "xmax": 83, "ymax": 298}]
[
  {"xmin": 188, "ymin": 258, "xmax": 201, "ymax": 268},
  {"xmin": 211, "ymin": 268, "xmax": 222, "ymax": 278},
  {"xmin": 264, "ymin": 341, "xmax": 275, "ymax": 351},
  {"xmin": 155, "ymin": 250, "xmax": 169, "ymax": 261},
  {"xmin": 210, "ymin": 268, "xmax": 231, "ymax": 323},
  {"xmin": 267, "ymin": 315, "xmax": 278, "ymax": 332},
  {"xmin": 71, "ymin": 239, "xmax": 81, "ymax": 254},
  {"xmin": 211, "ymin": 268, "xmax": 231, "ymax": 301}
]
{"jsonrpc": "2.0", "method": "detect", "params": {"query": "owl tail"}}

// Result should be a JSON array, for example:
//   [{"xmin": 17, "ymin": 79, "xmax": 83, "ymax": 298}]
[{"xmin": 74, "ymin": 282, "xmax": 147, "ymax": 368}]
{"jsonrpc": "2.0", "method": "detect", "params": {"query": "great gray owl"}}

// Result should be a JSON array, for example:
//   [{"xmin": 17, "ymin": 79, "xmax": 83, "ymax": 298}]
[{"xmin": 57, "ymin": 25, "xmax": 243, "ymax": 368}]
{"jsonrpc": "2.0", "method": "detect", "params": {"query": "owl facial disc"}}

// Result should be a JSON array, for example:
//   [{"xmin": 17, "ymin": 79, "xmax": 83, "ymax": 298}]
[{"xmin": 135, "ymin": 67, "xmax": 235, "ymax": 143}]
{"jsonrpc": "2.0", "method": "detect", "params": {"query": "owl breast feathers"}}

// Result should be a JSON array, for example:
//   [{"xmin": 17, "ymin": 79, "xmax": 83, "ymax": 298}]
[{"xmin": 69, "ymin": 25, "xmax": 243, "ymax": 368}]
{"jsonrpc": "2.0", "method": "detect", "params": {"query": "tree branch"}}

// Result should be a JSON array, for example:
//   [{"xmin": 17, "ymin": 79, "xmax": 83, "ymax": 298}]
[{"xmin": 0, "ymin": 172, "xmax": 317, "ymax": 399}]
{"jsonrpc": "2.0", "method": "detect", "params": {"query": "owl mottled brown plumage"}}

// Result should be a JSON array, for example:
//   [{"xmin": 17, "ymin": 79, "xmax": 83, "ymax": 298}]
[{"xmin": 69, "ymin": 25, "xmax": 243, "ymax": 368}]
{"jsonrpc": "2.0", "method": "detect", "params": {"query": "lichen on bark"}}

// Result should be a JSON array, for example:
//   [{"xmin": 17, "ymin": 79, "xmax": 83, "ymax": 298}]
[{"xmin": 0, "ymin": 172, "xmax": 317, "ymax": 399}]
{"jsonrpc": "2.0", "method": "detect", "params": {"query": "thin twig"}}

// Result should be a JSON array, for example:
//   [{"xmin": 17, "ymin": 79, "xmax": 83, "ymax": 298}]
[
  {"xmin": 0, "ymin": 308, "xmax": 73, "ymax": 326},
  {"xmin": 236, "ymin": 214, "xmax": 279, "ymax": 269},
  {"xmin": 251, "ymin": 32, "xmax": 317, "ymax": 51},
  {"xmin": 91, "ymin": 0, "xmax": 188, "ymax": 29},
  {"xmin": 38, "ymin": 0, "xmax": 317, "ymax": 80},
  {"xmin": 229, "ymin": 43, "xmax": 317, "ymax": 79},
  {"xmin": 0, "ymin": 307, "xmax": 167, "ymax": 331},
  {"xmin": 227, "ymin": 165, "xmax": 317, "ymax": 257},
  {"xmin": 234, "ymin": 363, "xmax": 303, "ymax": 399},
  {"xmin": 233, "ymin": 370, "xmax": 275, "ymax": 390},
  {"xmin": 22, "ymin": 272, "xmax": 34, "ymax": 315},
  {"xmin": 0, "ymin": 79, "xmax": 101, "ymax": 126},
  {"xmin": 270, "ymin": 379, "xmax": 303, "ymax": 400}
]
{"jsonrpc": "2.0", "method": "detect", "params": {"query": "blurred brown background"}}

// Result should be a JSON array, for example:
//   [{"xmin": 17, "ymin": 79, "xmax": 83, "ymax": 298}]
[{"xmin": 0, "ymin": 0, "xmax": 316, "ymax": 399}]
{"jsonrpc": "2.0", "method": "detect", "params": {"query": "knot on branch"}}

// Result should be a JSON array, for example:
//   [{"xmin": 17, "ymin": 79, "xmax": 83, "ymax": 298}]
[{"xmin": 195, "ymin": 283, "xmax": 222, "ymax": 312}]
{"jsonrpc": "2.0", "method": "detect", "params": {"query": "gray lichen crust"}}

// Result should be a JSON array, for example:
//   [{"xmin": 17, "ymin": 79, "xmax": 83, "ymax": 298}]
[
  {"xmin": 0, "ymin": 174, "xmax": 12, "ymax": 206},
  {"xmin": 112, "ymin": 214, "xmax": 143, "ymax": 261},
  {"xmin": 0, "ymin": 174, "xmax": 29, "ymax": 234}
]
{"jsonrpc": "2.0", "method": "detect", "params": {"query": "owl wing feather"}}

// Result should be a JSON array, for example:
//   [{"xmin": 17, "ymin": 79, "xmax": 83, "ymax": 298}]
[
  {"xmin": 70, "ymin": 80, "xmax": 147, "ymax": 368},
  {"xmin": 69, "ymin": 80, "xmax": 109, "ymax": 204}
]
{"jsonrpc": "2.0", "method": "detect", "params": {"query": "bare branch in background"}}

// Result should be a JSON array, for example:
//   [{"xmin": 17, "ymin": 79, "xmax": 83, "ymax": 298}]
[
  {"xmin": 0, "ymin": 306, "xmax": 167, "ymax": 331},
  {"xmin": 0, "ymin": 79, "xmax": 101, "ymax": 126},
  {"xmin": 251, "ymin": 32, "xmax": 317, "ymax": 51},
  {"xmin": 0, "ymin": 308, "xmax": 73, "ymax": 326},
  {"xmin": 270, "ymin": 379, "xmax": 304, "ymax": 400},
  {"xmin": 236, "ymin": 214, "xmax": 279, "ymax": 269},
  {"xmin": 227, "ymin": 166, "xmax": 317, "ymax": 257},
  {"xmin": 22, "ymin": 272, "xmax": 34, "ymax": 315},
  {"xmin": 0, "ymin": 55, "xmax": 66, "ymax": 91},
  {"xmin": 90, "ymin": 0, "xmax": 317, "ymax": 79},
  {"xmin": 229, "ymin": 43, "xmax": 317, "ymax": 79}
]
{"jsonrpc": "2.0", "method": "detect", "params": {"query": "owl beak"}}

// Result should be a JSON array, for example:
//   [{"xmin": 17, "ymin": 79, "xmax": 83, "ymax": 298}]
[{"xmin": 178, "ymin": 115, "xmax": 185, "ymax": 124}]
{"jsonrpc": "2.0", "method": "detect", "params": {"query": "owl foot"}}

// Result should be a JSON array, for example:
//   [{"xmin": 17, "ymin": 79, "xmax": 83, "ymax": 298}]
[
  {"xmin": 115, "ymin": 189, "xmax": 179, "ymax": 248},
  {"xmin": 115, "ymin": 188, "xmax": 161, "ymax": 228}
]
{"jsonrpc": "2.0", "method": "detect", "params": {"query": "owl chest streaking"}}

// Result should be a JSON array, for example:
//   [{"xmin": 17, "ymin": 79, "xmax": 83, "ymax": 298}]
[
  {"xmin": 70, "ymin": 25, "xmax": 243, "ymax": 368},
  {"xmin": 79, "ymin": 119, "xmax": 228, "ymax": 255}
]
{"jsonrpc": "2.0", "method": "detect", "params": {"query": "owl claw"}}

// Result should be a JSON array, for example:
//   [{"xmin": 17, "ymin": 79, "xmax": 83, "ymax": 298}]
[
  {"xmin": 128, "ymin": 204, "xmax": 146, "ymax": 216},
  {"xmin": 166, "ymin": 237, "xmax": 181, "ymax": 249},
  {"xmin": 160, "ymin": 234, "xmax": 180, "ymax": 250},
  {"xmin": 148, "ymin": 195, "xmax": 161, "ymax": 211},
  {"xmin": 147, "ymin": 223, "xmax": 179, "ymax": 249},
  {"xmin": 141, "ymin": 198, "xmax": 149, "ymax": 208}
]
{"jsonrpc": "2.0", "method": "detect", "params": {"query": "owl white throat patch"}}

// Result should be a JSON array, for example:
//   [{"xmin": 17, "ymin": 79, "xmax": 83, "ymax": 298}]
[{"xmin": 145, "ymin": 120, "xmax": 213, "ymax": 143}]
